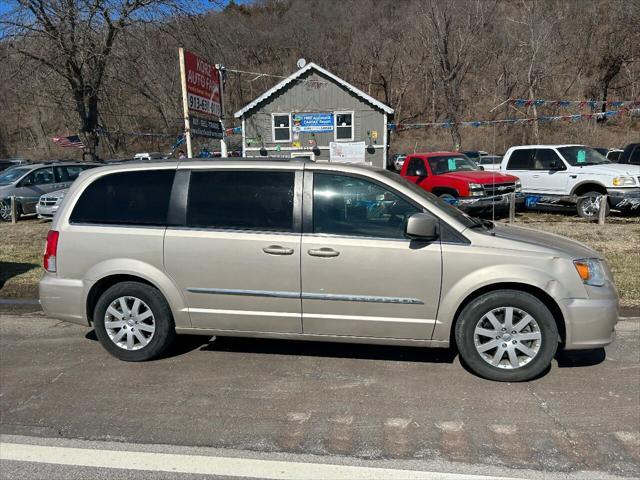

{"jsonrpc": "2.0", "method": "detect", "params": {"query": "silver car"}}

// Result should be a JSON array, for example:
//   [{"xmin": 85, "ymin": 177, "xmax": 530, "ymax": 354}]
[
  {"xmin": 39, "ymin": 159, "xmax": 619, "ymax": 381},
  {"xmin": 0, "ymin": 162, "xmax": 97, "ymax": 221},
  {"xmin": 36, "ymin": 188, "xmax": 67, "ymax": 219}
]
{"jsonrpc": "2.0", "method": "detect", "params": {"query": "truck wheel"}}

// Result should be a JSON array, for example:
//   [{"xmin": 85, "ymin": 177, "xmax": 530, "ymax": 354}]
[
  {"xmin": 455, "ymin": 290, "xmax": 558, "ymax": 382},
  {"xmin": 576, "ymin": 192, "xmax": 609, "ymax": 219},
  {"xmin": 93, "ymin": 281, "xmax": 176, "ymax": 362}
]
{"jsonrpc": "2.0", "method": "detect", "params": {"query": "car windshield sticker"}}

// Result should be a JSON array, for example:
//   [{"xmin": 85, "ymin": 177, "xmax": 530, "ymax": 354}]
[
  {"xmin": 577, "ymin": 150, "xmax": 586, "ymax": 163},
  {"xmin": 448, "ymin": 158, "xmax": 457, "ymax": 170}
]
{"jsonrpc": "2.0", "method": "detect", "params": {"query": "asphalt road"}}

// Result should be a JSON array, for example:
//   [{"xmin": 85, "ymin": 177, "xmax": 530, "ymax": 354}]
[{"xmin": 1, "ymin": 308, "xmax": 639, "ymax": 479}]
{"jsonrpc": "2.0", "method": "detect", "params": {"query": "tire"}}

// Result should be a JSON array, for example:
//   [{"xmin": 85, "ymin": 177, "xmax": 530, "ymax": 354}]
[
  {"xmin": 455, "ymin": 290, "xmax": 558, "ymax": 382},
  {"xmin": 438, "ymin": 193, "xmax": 458, "ymax": 204},
  {"xmin": 93, "ymin": 281, "xmax": 176, "ymax": 361},
  {"xmin": 576, "ymin": 191, "xmax": 609, "ymax": 220},
  {"xmin": 0, "ymin": 200, "xmax": 20, "ymax": 222}
]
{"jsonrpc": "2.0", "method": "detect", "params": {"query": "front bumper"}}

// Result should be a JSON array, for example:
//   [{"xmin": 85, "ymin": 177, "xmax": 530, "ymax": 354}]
[
  {"xmin": 36, "ymin": 203, "xmax": 59, "ymax": 218},
  {"xmin": 608, "ymin": 187, "xmax": 640, "ymax": 211},
  {"xmin": 457, "ymin": 192, "xmax": 524, "ymax": 210},
  {"xmin": 561, "ymin": 296, "xmax": 618, "ymax": 349}
]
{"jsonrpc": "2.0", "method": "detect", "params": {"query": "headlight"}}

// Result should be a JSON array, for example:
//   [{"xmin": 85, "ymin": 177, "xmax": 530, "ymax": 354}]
[
  {"xmin": 468, "ymin": 183, "xmax": 484, "ymax": 197},
  {"xmin": 612, "ymin": 176, "xmax": 636, "ymax": 186},
  {"xmin": 573, "ymin": 258, "xmax": 606, "ymax": 286},
  {"xmin": 515, "ymin": 180, "xmax": 522, "ymax": 192}
]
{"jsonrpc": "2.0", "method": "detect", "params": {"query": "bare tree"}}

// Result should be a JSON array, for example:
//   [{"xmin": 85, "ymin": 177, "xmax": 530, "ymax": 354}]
[{"xmin": 1, "ymin": 0, "xmax": 184, "ymax": 160}]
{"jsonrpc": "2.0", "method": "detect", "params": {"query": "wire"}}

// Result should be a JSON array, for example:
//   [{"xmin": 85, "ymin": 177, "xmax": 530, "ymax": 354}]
[{"xmin": 226, "ymin": 68, "xmax": 327, "ymax": 84}]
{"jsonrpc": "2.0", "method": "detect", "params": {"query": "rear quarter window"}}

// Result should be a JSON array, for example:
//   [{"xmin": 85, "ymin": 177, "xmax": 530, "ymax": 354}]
[{"xmin": 69, "ymin": 170, "xmax": 175, "ymax": 226}]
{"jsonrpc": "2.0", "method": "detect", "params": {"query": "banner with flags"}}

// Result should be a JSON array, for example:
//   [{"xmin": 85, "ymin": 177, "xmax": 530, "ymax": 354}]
[
  {"xmin": 507, "ymin": 99, "xmax": 640, "ymax": 109},
  {"xmin": 388, "ymin": 108, "xmax": 640, "ymax": 132},
  {"xmin": 52, "ymin": 135, "xmax": 85, "ymax": 149}
]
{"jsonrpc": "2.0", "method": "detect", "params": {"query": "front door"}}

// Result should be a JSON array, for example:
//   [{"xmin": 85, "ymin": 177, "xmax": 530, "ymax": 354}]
[
  {"xmin": 527, "ymin": 148, "xmax": 569, "ymax": 193},
  {"xmin": 300, "ymin": 171, "xmax": 442, "ymax": 340},
  {"xmin": 403, "ymin": 156, "xmax": 430, "ymax": 189},
  {"xmin": 15, "ymin": 167, "xmax": 58, "ymax": 213},
  {"xmin": 164, "ymin": 168, "xmax": 303, "ymax": 333}
]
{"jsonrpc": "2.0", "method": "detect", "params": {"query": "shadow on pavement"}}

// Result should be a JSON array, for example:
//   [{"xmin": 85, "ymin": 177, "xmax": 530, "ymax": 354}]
[
  {"xmin": 201, "ymin": 336, "xmax": 457, "ymax": 364},
  {"xmin": 85, "ymin": 330, "xmax": 214, "ymax": 359},
  {"xmin": 555, "ymin": 348, "xmax": 606, "ymax": 368}
]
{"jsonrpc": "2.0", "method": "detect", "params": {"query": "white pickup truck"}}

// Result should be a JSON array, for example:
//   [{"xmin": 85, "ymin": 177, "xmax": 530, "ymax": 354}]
[{"xmin": 500, "ymin": 144, "xmax": 640, "ymax": 218}]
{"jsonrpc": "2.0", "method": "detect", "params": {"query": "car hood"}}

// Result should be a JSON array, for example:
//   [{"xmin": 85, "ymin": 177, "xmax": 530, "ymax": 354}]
[
  {"xmin": 571, "ymin": 163, "xmax": 640, "ymax": 176},
  {"xmin": 440, "ymin": 170, "xmax": 518, "ymax": 184},
  {"xmin": 42, "ymin": 189, "xmax": 68, "ymax": 199},
  {"xmin": 477, "ymin": 222, "xmax": 599, "ymax": 259}
]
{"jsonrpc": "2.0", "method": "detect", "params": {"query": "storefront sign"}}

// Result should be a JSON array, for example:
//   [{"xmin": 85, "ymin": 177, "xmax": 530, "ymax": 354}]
[
  {"xmin": 292, "ymin": 113, "xmax": 334, "ymax": 133},
  {"xmin": 190, "ymin": 115, "xmax": 223, "ymax": 139},
  {"xmin": 183, "ymin": 50, "xmax": 222, "ymax": 119},
  {"xmin": 329, "ymin": 141, "xmax": 366, "ymax": 164}
]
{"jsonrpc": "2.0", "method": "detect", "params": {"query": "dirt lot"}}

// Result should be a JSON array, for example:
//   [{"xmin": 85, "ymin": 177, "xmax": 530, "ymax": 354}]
[{"xmin": 1, "ymin": 213, "xmax": 639, "ymax": 307}]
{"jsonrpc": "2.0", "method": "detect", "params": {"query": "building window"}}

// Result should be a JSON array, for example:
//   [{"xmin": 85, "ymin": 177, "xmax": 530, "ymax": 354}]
[
  {"xmin": 334, "ymin": 111, "xmax": 354, "ymax": 141},
  {"xmin": 272, "ymin": 113, "xmax": 291, "ymax": 143}
]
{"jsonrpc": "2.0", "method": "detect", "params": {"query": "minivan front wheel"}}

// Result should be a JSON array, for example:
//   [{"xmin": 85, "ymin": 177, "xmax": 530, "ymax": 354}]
[
  {"xmin": 94, "ymin": 282, "xmax": 175, "ymax": 361},
  {"xmin": 455, "ymin": 290, "xmax": 558, "ymax": 382}
]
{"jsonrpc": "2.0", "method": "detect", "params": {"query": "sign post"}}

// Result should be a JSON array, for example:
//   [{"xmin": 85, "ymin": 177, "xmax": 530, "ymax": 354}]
[{"xmin": 178, "ymin": 48, "xmax": 224, "ymax": 158}]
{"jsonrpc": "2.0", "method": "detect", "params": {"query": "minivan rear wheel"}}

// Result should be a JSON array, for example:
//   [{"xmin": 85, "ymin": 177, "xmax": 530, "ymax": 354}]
[
  {"xmin": 455, "ymin": 290, "xmax": 558, "ymax": 382},
  {"xmin": 93, "ymin": 281, "xmax": 175, "ymax": 361}
]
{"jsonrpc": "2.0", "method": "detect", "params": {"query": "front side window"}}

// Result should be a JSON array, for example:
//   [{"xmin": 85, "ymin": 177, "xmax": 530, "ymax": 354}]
[
  {"xmin": 334, "ymin": 112, "xmax": 354, "ymax": 141},
  {"xmin": 272, "ymin": 114, "xmax": 291, "ymax": 142},
  {"xmin": 187, "ymin": 170, "xmax": 294, "ymax": 232},
  {"xmin": 313, "ymin": 173, "xmax": 420, "ymax": 239},
  {"xmin": 70, "ymin": 170, "xmax": 175, "ymax": 225},
  {"xmin": 557, "ymin": 146, "xmax": 609, "ymax": 166},
  {"xmin": 55, "ymin": 165, "xmax": 93, "ymax": 182},
  {"xmin": 23, "ymin": 167, "xmax": 54, "ymax": 186},
  {"xmin": 532, "ymin": 149, "xmax": 564, "ymax": 170},
  {"xmin": 506, "ymin": 149, "xmax": 533, "ymax": 170},
  {"xmin": 427, "ymin": 155, "xmax": 479, "ymax": 175}
]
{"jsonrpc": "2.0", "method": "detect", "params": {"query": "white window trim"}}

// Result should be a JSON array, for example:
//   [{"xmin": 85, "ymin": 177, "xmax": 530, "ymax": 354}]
[
  {"xmin": 334, "ymin": 111, "xmax": 354, "ymax": 142},
  {"xmin": 271, "ymin": 113, "xmax": 291, "ymax": 143}
]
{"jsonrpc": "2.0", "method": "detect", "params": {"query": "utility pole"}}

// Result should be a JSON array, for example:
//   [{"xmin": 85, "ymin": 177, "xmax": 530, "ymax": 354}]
[{"xmin": 178, "ymin": 48, "xmax": 193, "ymax": 158}]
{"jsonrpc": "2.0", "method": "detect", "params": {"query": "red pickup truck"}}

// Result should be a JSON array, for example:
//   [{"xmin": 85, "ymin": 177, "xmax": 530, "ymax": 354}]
[{"xmin": 399, "ymin": 152, "xmax": 522, "ymax": 209}]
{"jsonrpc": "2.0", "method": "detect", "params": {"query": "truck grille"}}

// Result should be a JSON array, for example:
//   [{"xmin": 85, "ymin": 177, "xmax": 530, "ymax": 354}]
[
  {"xmin": 483, "ymin": 182, "xmax": 516, "ymax": 196},
  {"xmin": 39, "ymin": 197, "xmax": 58, "ymax": 206}
]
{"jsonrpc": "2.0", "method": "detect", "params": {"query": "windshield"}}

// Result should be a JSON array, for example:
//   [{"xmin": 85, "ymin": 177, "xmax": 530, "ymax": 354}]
[
  {"xmin": 428, "ymin": 155, "xmax": 480, "ymax": 175},
  {"xmin": 0, "ymin": 167, "xmax": 30, "ymax": 186},
  {"xmin": 379, "ymin": 170, "xmax": 478, "ymax": 228},
  {"xmin": 558, "ymin": 146, "xmax": 610, "ymax": 166}
]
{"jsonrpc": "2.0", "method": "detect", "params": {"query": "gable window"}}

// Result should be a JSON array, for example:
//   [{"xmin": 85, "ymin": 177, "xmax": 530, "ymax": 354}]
[
  {"xmin": 272, "ymin": 113, "xmax": 291, "ymax": 142},
  {"xmin": 334, "ymin": 111, "xmax": 354, "ymax": 141}
]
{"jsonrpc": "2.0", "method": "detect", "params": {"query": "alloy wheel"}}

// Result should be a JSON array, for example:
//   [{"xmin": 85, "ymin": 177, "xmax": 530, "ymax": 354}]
[
  {"xmin": 104, "ymin": 296, "xmax": 156, "ymax": 351},
  {"xmin": 473, "ymin": 306, "xmax": 542, "ymax": 369}
]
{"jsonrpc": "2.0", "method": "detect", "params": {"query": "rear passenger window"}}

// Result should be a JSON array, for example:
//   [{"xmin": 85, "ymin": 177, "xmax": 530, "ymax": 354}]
[
  {"xmin": 186, "ymin": 171, "xmax": 294, "ymax": 231},
  {"xmin": 70, "ymin": 170, "xmax": 175, "ymax": 226},
  {"xmin": 506, "ymin": 150, "xmax": 533, "ymax": 170}
]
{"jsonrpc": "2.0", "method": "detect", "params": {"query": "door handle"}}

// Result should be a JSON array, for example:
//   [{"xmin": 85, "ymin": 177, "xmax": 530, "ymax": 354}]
[
  {"xmin": 532, "ymin": 174, "xmax": 540, "ymax": 178},
  {"xmin": 308, "ymin": 248, "xmax": 340, "ymax": 258},
  {"xmin": 262, "ymin": 245, "xmax": 294, "ymax": 256}
]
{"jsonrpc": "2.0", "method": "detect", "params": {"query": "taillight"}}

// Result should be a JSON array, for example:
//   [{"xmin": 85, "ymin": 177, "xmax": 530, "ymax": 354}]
[{"xmin": 43, "ymin": 230, "xmax": 59, "ymax": 273}]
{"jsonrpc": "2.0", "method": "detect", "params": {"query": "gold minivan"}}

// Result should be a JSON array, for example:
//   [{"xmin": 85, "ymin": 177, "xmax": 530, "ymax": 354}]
[{"xmin": 39, "ymin": 159, "xmax": 619, "ymax": 381}]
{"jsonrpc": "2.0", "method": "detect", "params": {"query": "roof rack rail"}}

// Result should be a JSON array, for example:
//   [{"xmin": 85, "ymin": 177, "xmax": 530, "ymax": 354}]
[{"xmin": 178, "ymin": 156, "xmax": 314, "ymax": 163}]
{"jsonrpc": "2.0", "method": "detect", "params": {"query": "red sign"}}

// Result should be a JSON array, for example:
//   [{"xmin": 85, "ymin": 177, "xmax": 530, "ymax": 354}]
[{"xmin": 183, "ymin": 50, "xmax": 222, "ymax": 119}]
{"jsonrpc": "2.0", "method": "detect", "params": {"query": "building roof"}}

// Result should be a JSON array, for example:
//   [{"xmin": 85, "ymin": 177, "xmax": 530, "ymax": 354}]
[{"xmin": 234, "ymin": 62, "xmax": 394, "ymax": 118}]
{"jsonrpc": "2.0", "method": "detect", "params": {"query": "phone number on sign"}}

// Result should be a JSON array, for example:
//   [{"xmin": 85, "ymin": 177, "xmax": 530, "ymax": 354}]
[{"xmin": 188, "ymin": 93, "xmax": 221, "ymax": 117}]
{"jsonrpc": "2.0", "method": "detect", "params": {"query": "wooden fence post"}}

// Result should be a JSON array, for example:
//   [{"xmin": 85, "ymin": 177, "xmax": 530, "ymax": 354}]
[
  {"xmin": 509, "ymin": 192, "xmax": 516, "ymax": 224},
  {"xmin": 10, "ymin": 196, "xmax": 16, "ymax": 224},
  {"xmin": 598, "ymin": 195, "xmax": 607, "ymax": 225}
]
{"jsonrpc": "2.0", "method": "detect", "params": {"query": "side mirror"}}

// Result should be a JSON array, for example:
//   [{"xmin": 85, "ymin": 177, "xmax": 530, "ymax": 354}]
[
  {"xmin": 406, "ymin": 213, "xmax": 439, "ymax": 241},
  {"xmin": 415, "ymin": 169, "xmax": 426, "ymax": 177},
  {"xmin": 479, "ymin": 165, "xmax": 485, "ymax": 171},
  {"xmin": 549, "ymin": 160, "xmax": 565, "ymax": 170}
]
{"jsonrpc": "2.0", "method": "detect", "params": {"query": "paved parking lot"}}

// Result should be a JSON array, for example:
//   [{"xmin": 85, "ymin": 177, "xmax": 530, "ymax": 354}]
[{"xmin": 1, "ymin": 309, "xmax": 639, "ymax": 478}]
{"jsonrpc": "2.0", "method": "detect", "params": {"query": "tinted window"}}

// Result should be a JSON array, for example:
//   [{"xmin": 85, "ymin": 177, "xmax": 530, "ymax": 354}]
[
  {"xmin": 187, "ymin": 171, "xmax": 294, "ymax": 231},
  {"xmin": 24, "ymin": 167, "xmax": 54, "ymax": 185},
  {"xmin": 313, "ymin": 173, "xmax": 420, "ymax": 239},
  {"xmin": 406, "ymin": 157, "xmax": 427, "ymax": 176},
  {"xmin": 427, "ymin": 155, "xmax": 479, "ymax": 174},
  {"xmin": 506, "ymin": 150, "xmax": 533, "ymax": 170},
  {"xmin": 607, "ymin": 151, "xmax": 621, "ymax": 161},
  {"xmin": 70, "ymin": 170, "xmax": 175, "ymax": 226},
  {"xmin": 55, "ymin": 165, "xmax": 93, "ymax": 182},
  {"xmin": 629, "ymin": 146, "xmax": 640, "ymax": 165}
]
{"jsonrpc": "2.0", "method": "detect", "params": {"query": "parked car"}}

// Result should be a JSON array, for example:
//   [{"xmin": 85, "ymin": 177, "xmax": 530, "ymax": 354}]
[
  {"xmin": 390, "ymin": 153, "xmax": 406, "ymax": 171},
  {"xmin": 0, "ymin": 162, "xmax": 98, "ymax": 221},
  {"xmin": 39, "ymin": 159, "xmax": 619, "ymax": 382},
  {"xmin": 0, "ymin": 159, "xmax": 29, "ymax": 172},
  {"xmin": 134, "ymin": 152, "xmax": 166, "ymax": 161},
  {"xmin": 616, "ymin": 143, "xmax": 640, "ymax": 165},
  {"xmin": 476, "ymin": 155, "xmax": 503, "ymax": 171},
  {"xmin": 399, "ymin": 152, "xmax": 521, "ymax": 210},
  {"xmin": 36, "ymin": 189, "xmax": 68, "ymax": 219},
  {"xmin": 594, "ymin": 147, "xmax": 624, "ymax": 162},
  {"xmin": 500, "ymin": 145, "xmax": 640, "ymax": 219},
  {"xmin": 461, "ymin": 150, "xmax": 489, "ymax": 162}
]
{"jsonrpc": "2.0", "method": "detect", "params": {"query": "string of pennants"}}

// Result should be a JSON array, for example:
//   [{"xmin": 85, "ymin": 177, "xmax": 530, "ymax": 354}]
[
  {"xmin": 508, "ymin": 99, "xmax": 640, "ymax": 109},
  {"xmin": 387, "ymin": 108, "xmax": 640, "ymax": 132}
]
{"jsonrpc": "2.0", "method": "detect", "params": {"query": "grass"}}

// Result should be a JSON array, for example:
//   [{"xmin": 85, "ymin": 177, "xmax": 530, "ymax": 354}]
[{"xmin": 1, "ymin": 212, "xmax": 639, "ymax": 307}]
